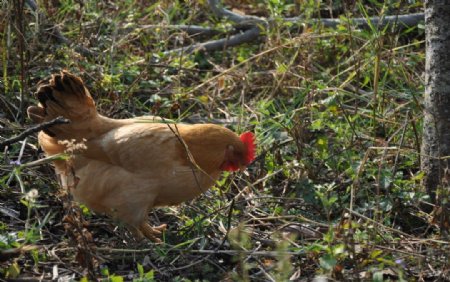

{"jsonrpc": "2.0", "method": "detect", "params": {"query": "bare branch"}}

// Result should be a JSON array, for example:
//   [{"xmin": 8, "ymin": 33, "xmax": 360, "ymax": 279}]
[
  {"xmin": 163, "ymin": 0, "xmax": 266, "ymax": 55},
  {"xmin": 165, "ymin": 26, "xmax": 260, "ymax": 55},
  {"xmin": 286, "ymin": 12, "xmax": 424, "ymax": 29},
  {"xmin": 27, "ymin": 0, "xmax": 424, "ymax": 56},
  {"xmin": 165, "ymin": 0, "xmax": 423, "ymax": 54},
  {"xmin": 162, "ymin": 0, "xmax": 265, "ymax": 54},
  {"xmin": 0, "ymin": 117, "xmax": 70, "ymax": 150},
  {"xmin": 208, "ymin": 0, "xmax": 423, "ymax": 30},
  {"xmin": 137, "ymin": 24, "xmax": 222, "ymax": 37},
  {"xmin": 208, "ymin": 0, "xmax": 266, "ymax": 26}
]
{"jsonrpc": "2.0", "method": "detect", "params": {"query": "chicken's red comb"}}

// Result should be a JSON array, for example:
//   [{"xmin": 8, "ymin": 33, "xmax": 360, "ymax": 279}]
[{"xmin": 240, "ymin": 132, "xmax": 256, "ymax": 165}]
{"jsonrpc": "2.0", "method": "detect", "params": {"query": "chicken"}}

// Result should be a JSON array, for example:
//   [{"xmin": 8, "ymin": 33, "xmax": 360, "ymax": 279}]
[{"xmin": 27, "ymin": 71, "xmax": 256, "ymax": 242}]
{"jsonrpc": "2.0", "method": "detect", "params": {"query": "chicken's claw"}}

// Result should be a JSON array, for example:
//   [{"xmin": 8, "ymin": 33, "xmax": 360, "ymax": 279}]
[{"xmin": 140, "ymin": 223, "xmax": 167, "ymax": 243}]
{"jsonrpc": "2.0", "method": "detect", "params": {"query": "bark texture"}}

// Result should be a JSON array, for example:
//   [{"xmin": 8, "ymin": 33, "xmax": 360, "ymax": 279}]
[{"xmin": 421, "ymin": 0, "xmax": 450, "ymax": 202}]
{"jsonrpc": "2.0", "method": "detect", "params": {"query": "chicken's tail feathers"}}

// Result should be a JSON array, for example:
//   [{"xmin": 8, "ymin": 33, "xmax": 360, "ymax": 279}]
[
  {"xmin": 27, "ymin": 71, "xmax": 98, "ymax": 137},
  {"xmin": 37, "ymin": 70, "xmax": 96, "ymax": 120}
]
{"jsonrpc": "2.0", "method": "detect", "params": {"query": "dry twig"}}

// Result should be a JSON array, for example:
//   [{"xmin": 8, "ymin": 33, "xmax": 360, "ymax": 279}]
[{"xmin": 0, "ymin": 117, "xmax": 69, "ymax": 150}]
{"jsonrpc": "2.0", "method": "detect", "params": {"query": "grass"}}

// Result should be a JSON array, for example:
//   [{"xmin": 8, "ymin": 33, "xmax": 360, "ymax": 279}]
[{"xmin": 0, "ymin": 0, "xmax": 448, "ymax": 281}]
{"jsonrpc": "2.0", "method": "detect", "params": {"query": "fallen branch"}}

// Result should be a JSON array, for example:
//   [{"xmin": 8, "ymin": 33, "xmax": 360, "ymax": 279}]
[
  {"xmin": 96, "ymin": 247, "xmax": 306, "ymax": 257},
  {"xmin": 27, "ymin": 0, "xmax": 424, "ymax": 56},
  {"xmin": 289, "ymin": 12, "xmax": 425, "ymax": 29},
  {"xmin": 136, "ymin": 24, "xmax": 223, "ymax": 37},
  {"xmin": 0, "ymin": 117, "xmax": 70, "ymax": 150},
  {"xmin": 164, "ymin": 0, "xmax": 265, "ymax": 55},
  {"xmin": 208, "ymin": 0, "xmax": 266, "ymax": 27},
  {"xmin": 209, "ymin": 0, "xmax": 423, "ymax": 29},
  {"xmin": 165, "ymin": 26, "xmax": 261, "ymax": 55},
  {"xmin": 166, "ymin": 0, "xmax": 424, "ymax": 54}
]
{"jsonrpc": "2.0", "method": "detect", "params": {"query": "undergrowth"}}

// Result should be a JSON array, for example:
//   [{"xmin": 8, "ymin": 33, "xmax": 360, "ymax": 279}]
[{"xmin": 1, "ymin": 0, "xmax": 448, "ymax": 281}]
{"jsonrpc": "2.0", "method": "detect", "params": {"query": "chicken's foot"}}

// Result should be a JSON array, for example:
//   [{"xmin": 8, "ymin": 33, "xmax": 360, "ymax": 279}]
[{"xmin": 140, "ymin": 223, "xmax": 167, "ymax": 243}]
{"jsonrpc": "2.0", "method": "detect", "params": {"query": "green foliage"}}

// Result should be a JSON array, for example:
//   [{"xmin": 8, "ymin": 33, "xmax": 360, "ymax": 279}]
[
  {"xmin": 1, "ymin": 0, "xmax": 445, "ymax": 281},
  {"xmin": 99, "ymin": 266, "xmax": 125, "ymax": 282}
]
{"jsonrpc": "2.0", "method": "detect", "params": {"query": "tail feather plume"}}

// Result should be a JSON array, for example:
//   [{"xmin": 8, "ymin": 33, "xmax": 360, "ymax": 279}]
[{"xmin": 27, "ymin": 70, "xmax": 98, "ymax": 139}]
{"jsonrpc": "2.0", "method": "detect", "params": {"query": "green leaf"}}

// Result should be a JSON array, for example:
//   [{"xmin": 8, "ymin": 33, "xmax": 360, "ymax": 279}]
[
  {"xmin": 327, "ymin": 196, "xmax": 338, "ymax": 206},
  {"xmin": 319, "ymin": 254, "xmax": 337, "ymax": 271},
  {"xmin": 311, "ymin": 119, "xmax": 323, "ymax": 130},
  {"xmin": 373, "ymin": 271, "xmax": 384, "ymax": 282},
  {"xmin": 144, "ymin": 270, "xmax": 155, "ymax": 280},
  {"xmin": 332, "ymin": 244, "xmax": 345, "ymax": 255},
  {"xmin": 370, "ymin": 249, "xmax": 383, "ymax": 259},
  {"xmin": 412, "ymin": 171, "xmax": 425, "ymax": 181},
  {"xmin": 137, "ymin": 263, "xmax": 144, "ymax": 277},
  {"xmin": 317, "ymin": 137, "xmax": 327, "ymax": 146},
  {"xmin": 101, "ymin": 267, "xmax": 110, "ymax": 277},
  {"xmin": 276, "ymin": 63, "xmax": 288, "ymax": 74},
  {"xmin": 380, "ymin": 199, "xmax": 393, "ymax": 212},
  {"xmin": 110, "ymin": 275, "xmax": 124, "ymax": 282},
  {"xmin": 6, "ymin": 262, "xmax": 20, "ymax": 278}
]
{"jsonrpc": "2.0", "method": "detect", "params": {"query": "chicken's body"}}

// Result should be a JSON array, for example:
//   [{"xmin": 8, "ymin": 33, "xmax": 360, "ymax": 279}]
[{"xmin": 28, "ymin": 71, "xmax": 255, "ymax": 241}]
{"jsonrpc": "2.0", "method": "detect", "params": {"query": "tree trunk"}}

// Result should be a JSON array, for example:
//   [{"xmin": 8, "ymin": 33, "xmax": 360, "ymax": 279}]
[{"xmin": 421, "ymin": 0, "xmax": 450, "ymax": 204}]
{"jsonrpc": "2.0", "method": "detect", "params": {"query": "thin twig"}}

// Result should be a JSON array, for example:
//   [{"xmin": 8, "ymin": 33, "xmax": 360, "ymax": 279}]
[
  {"xmin": 20, "ymin": 153, "xmax": 69, "ymax": 168},
  {"xmin": 0, "ymin": 116, "xmax": 70, "ymax": 150},
  {"xmin": 388, "ymin": 111, "xmax": 410, "ymax": 190},
  {"xmin": 345, "ymin": 208, "xmax": 412, "ymax": 238},
  {"xmin": 408, "ymin": 111, "xmax": 421, "ymax": 165},
  {"xmin": 95, "ymin": 247, "xmax": 306, "ymax": 257}
]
